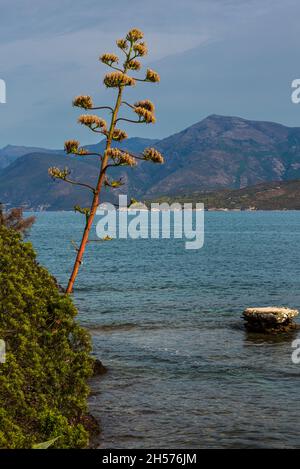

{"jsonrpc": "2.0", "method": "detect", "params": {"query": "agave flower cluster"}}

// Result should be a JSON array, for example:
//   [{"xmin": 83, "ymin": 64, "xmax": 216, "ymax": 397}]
[
  {"xmin": 100, "ymin": 53, "xmax": 119, "ymax": 66},
  {"xmin": 127, "ymin": 59, "xmax": 141, "ymax": 71},
  {"xmin": 64, "ymin": 140, "xmax": 80, "ymax": 154},
  {"xmin": 132, "ymin": 99, "xmax": 156, "ymax": 124},
  {"xmin": 64, "ymin": 140, "xmax": 88, "ymax": 156},
  {"xmin": 145, "ymin": 69, "xmax": 160, "ymax": 83},
  {"xmin": 48, "ymin": 166, "xmax": 70, "ymax": 180},
  {"xmin": 78, "ymin": 115, "xmax": 107, "ymax": 132},
  {"xmin": 134, "ymin": 106, "xmax": 156, "ymax": 123},
  {"xmin": 143, "ymin": 147, "xmax": 164, "ymax": 164},
  {"xmin": 72, "ymin": 95, "xmax": 93, "ymax": 109},
  {"xmin": 106, "ymin": 148, "xmax": 136, "ymax": 167},
  {"xmin": 133, "ymin": 42, "xmax": 148, "ymax": 57},
  {"xmin": 104, "ymin": 72, "xmax": 136, "ymax": 88},
  {"xmin": 134, "ymin": 100, "xmax": 155, "ymax": 112},
  {"xmin": 126, "ymin": 28, "xmax": 144, "ymax": 42},
  {"xmin": 116, "ymin": 39, "xmax": 128, "ymax": 51},
  {"xmin": 112, "ymin": 128, "xmax": 128, "ymax": 141}
]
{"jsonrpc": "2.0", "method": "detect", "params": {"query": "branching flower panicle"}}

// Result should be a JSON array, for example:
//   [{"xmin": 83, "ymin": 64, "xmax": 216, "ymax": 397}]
[{"xmin": 52, "ymin": 28, "xmax": 164, "ymax": 293}]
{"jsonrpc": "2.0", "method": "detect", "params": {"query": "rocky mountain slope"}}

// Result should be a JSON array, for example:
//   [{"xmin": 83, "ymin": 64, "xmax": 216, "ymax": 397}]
[{"xmin": 1, "ymin": 115, "xmax": 300, "ymax": 209}]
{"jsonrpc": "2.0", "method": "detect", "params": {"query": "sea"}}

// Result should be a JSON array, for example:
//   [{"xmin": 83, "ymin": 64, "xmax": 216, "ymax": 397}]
[{"xmin": 28, "ymin": 210, "xmax": 300, "ymax": 448}]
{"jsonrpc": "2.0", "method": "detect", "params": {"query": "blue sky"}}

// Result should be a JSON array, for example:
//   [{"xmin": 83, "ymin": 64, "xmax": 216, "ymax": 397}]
[{"xmin": 0, "ymin": 0, "xmax": 299, "ymax": 148}]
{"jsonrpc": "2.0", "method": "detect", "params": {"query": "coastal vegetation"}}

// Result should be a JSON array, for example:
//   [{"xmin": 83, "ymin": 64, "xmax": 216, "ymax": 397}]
[
  {"xmin": 0, "ymin": 204, "xmax": 35, "ymax": 233},
  {"xmin": 0, "ymin": 220, "xmax": 93, "ymax": 448}
]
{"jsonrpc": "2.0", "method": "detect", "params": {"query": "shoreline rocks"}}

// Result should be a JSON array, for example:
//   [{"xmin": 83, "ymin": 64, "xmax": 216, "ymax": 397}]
[
  {"xmin": 93, "ymin": 358, "xmax": 108, "ymax": 376},
  {"xmin": 243, "ymin": 306, "xmax": 299, "ymax": 333}
]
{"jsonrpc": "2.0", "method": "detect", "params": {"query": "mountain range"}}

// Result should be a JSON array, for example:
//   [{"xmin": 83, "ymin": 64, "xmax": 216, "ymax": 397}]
[{"xmin": 1, "ymin": 114, "xmax": 300, "ymax": 210}]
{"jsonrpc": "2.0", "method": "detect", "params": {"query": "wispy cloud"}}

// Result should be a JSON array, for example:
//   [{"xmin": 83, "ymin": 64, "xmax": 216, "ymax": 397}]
[{"xmin": 0, "ymin": 0, "xmax": 299, "ymax": 147}]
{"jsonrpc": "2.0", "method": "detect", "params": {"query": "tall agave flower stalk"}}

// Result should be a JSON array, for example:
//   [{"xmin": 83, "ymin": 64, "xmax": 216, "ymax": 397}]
[{"xmin": 49, "ymin": 28, "xmax": 164, "ymax": 293}]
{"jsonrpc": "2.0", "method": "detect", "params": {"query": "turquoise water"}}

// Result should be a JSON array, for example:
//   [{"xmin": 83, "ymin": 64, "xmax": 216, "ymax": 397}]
[{"xmin": 28, "ymin": 211, "xmax": 300, "ymax": 448}]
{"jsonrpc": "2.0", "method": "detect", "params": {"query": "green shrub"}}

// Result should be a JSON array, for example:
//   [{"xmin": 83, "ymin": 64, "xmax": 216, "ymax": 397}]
[{"xmin": 0, "ymin": 225, "xmax": 93, "ymax": 448}]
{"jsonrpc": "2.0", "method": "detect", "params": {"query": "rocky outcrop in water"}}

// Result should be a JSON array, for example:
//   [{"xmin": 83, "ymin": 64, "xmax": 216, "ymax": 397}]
[
  {"xmin": 93, "ymin": 358, "xmax": 108, "ymax": 376},
  {"xmin": 243, "ymin": 307, "xmax": 299, "ymax": 333}
]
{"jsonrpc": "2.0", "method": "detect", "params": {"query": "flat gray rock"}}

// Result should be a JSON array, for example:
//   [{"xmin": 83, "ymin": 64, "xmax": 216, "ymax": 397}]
[
  {"xmin": 243, "ymin": 307, "xmax": 299, "ymax": 333},
  {"xmin": 243, "ymin": 307, "xmax": 298, "ymax": 323}
]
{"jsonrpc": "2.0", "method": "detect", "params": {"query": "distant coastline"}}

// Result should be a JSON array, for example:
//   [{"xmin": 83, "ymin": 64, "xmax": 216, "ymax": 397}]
[{"xmin": 147, "ymin": 179, "xmax": 300, "ymax": 212}]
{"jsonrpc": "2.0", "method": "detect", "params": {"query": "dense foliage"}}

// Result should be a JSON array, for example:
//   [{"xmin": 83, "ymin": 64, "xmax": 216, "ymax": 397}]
[{"xmin": 0, "ymin": 225, "xmax": 93, "ymax": 448}]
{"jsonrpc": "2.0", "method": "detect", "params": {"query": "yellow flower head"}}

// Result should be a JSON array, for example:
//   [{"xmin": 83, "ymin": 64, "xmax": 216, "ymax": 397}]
[
  {"xmin": 146, "ymin": 68, "xmax": 160, "ymax": 83},
  {"xmin": 78, "ymin": 114, "xmax": 107, "ymax": 130},
  {"xmin": 104, "ymin": 72, "xmax": 136, "ymax": 88},
  {"xmin": 119, "ymin": 153, "xmax": 136, "ymax": 166},
  {"xmin": 127, "ymin": 59, "xmax": 141, "ymax": 71},
  {"xmin": 106, "ymin": 148, "xmax": 136, "ymax": 166},
  {"xmin": 133, "ymin": 42, "xmax": 148, "ymax": 57},
  {"xmin": 64, "ymin": 140, "xmax": 80, "ymax": 154},
  {"xmin": 134, "ymin": 106, "xmax": 156, "ymax": 124},
  {"xmin": 48, "ymin": 166, "xmax": 70, "ymax": 179},
  {"xmin": 106, "ymin": 148, "xmax": 121, "ymax": 158},
  {"xmin": 100, "ymin": 53, "xmax": 119, "ymax": 65},
  {"xmin": 116, "ymin": 38, "xmax": 128, "ymax": 50},
  {"xmin": 143, "ymin": 148, "xmax": 164, "ymax": 164},
  {"xmin": 112, "ymin": 128, "xmax": 128, "ymax": 141},
  {"xmin": 134, "ymin": 99, "xmax": 155, "ymax": 113},
  {"xmin": 72, "ymin": 95, "xmax": 93, "ymax": 109},
  {"xmin": 126, "ymin": 28, "xmax": 144, "ymax": 42}
]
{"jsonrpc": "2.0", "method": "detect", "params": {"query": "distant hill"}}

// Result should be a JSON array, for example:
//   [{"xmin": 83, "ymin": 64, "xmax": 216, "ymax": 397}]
[
  {"xmin": 151, "ymin": 180, "xmax": 300, "ymax": 210},
  {"xmin": 0, "ymin": 138, "xmax": 157, "ymax": 210},
  {"xmin": 146, "ymin": 114, "xmax": 300, "ymax": 197},
  {"xmin": 2, "ymin": 115, "xmax": 300, "ymax": 209},
  {"xmin": 0, "ymin": 144, "xmax": 62, "ymax": 169}
]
